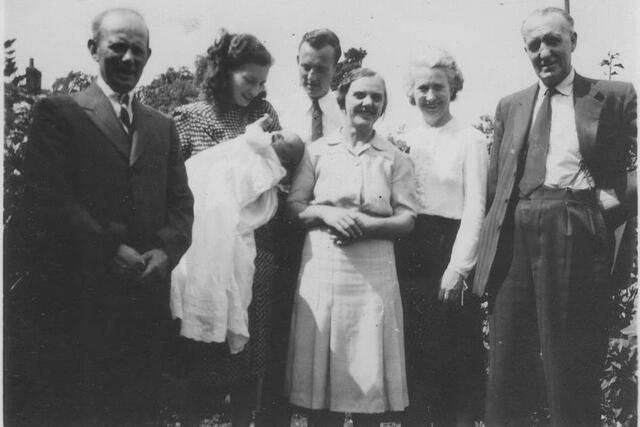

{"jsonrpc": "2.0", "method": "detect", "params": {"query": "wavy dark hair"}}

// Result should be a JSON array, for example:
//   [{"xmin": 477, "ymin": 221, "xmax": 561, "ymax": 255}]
[{"xmin": 199, "ymin": 29, "xmax": 273, "ymax": 112}]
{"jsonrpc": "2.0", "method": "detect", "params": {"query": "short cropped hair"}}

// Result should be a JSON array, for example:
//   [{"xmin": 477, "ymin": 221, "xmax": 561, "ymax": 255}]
[
  {"xmin": 298, "ymin": 29, "xmax": 342, "ymax": 64},
  {"xmin": 335, "ymin": 67, "xmax": 388, "ymax": 116},
  {"xmin": 91, "ymin": 8, "xmax": 150, "ymax": 47},
  {"xmin": 521, "ymin": 7, "xmax": 575, "ymax": 39},
  {"xmin": 404, "ymin": 48, "xmax": 464, "ymax": 103}
]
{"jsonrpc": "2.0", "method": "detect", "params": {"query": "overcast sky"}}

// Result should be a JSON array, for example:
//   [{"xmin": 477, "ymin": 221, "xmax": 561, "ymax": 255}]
[{"xmin": 4, "ymin": 0, "xmax": 638, "ymax": 132}]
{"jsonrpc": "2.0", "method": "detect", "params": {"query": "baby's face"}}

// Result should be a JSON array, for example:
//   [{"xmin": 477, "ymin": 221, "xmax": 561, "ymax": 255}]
[{"xmin": 270, "ymin": 131, "xmax": 302, "ymax": 146}]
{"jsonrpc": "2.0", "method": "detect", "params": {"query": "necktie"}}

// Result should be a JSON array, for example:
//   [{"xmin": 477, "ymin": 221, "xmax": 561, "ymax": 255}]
[
  {"xmin": 519, "ymin": 88, "xmax": 558, "ymax": 196},
  {"xmin": 119, "ymin": 93, "xmax": 131, "ymax": 134},
  {"xmin": 311, "ymin": 99, "xmax": 323, "ymax": 142}
]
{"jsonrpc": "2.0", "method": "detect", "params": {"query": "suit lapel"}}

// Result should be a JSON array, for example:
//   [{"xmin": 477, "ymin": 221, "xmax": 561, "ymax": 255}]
[
  {"xmin": 512, "ymin": 83, "xmax": 539, "ymax": 156},
  {"xmin": 573, "ymin": 73, "xmax": 603, "ymax": 162},
  {"xmin": 130, "ymin": 99, "xmax": 149, "ymax": 166},
  {"xmin": 74, "ymin": 83, "xmax": 130, "ymax": 161}
]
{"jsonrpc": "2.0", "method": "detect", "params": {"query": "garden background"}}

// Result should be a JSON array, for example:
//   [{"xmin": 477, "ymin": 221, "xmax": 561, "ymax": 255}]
[{"xmin": 4, "ymin": 0, "xmax": 637, "ymax": 425}]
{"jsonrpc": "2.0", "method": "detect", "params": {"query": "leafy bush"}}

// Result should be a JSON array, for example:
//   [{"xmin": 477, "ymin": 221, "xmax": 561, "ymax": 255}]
[{"xmin": 137, "ymin": 66, "xmax": 199, "ymax": 114}]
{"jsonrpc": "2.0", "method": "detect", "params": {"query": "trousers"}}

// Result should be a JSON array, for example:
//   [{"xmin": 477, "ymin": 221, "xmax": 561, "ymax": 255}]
[{"xmin": 486, "ymin": 188, "xmax": 611, "ymax": 427}]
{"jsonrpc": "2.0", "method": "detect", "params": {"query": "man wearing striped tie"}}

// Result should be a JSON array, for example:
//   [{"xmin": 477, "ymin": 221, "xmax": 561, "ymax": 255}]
[
  {"xmin": 268, "ymin": 29, "xmax": 345, "ymax": 425},
  {"xmin": 473, "ymin": 7, "xmax": 636, "ymax": 426},
  {"xmin": 277, "ymin": 28, "xmax": 344, "ymax": 144},
  {"xmin": 23, "ymin": 7, "xmax": 193, "ymax": 425}
]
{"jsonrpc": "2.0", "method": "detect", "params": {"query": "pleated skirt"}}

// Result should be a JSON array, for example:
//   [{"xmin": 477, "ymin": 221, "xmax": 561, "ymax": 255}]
[{"xmin": 285, "ymin": 228, "xmax": 409, "ymax": 413}]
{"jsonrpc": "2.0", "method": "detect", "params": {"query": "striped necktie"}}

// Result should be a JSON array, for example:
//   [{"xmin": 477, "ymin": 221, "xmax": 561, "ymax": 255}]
[
  {"xmin": 119, "ymin": 93, "xmax": 131, "ymax": 134},
  {"xmin": 519, "ymin": 87, "xmax": 558, "ymax": 196},
  {"xmin": 311, "ymin": 98, "xmax": 323, "ymax": 142}
]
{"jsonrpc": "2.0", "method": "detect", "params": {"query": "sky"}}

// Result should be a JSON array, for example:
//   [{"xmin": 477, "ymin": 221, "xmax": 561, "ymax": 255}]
[{"xmin": 4, "ymin": 0, "xmax": 638, "ymax": 132}]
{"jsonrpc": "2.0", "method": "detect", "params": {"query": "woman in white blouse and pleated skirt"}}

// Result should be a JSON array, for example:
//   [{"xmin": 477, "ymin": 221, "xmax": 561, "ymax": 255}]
[{"xmin": 395, "ymin": 49, "xmax": 489, "ymax": 427}]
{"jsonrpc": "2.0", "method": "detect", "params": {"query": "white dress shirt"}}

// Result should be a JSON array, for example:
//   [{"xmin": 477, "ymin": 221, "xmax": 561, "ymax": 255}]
[
  {"xmin": 533, "ymin": 68, "xmax": 592, "ymax": 189},
  {"xmin": 403, "ymin": 118, "xmax": 488, "ymax": 278},
  {"xmin": 277, "ymin": 89, "xmax": 343, "ymax": 143},
  {"xmin": 96, "ymin": 76, "xmax": 134, "ymax": 132}
]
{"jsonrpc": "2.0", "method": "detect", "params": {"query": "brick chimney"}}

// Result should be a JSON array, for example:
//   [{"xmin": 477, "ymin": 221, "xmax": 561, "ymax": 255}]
[{"xmin": 25, "ymin": 58, "xmax": 42, "ymax": 95}]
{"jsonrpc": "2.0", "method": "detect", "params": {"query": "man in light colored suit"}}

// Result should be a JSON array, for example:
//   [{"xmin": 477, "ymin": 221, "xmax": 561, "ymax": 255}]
[
  {"xmin": 473, "ymin": 7, "xmax": 636, "ymax": 426},
  {"xmin": 23, "ymin": 8, "xmax": 193, "ymax": 425}
]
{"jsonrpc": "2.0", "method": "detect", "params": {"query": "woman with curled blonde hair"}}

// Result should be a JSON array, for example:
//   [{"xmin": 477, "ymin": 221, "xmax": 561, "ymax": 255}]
[{"xmin": 395, "ymin": 48, "xmax": 488, "ymax": 426}]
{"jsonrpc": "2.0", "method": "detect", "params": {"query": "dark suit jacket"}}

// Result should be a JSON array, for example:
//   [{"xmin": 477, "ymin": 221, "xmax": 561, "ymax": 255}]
[
  {"xmin": 473, "ymin": 73, "xmax": 637, "ymax": 297},
  {"xmin": 24, "ymin": 82, "xmax": 194, "ymax": 360}
]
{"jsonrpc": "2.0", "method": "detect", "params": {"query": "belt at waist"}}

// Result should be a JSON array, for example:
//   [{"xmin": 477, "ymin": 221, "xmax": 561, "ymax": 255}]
[{"xmin": 519, "ymin": 186, "xmax": 595, "ymax": 202}]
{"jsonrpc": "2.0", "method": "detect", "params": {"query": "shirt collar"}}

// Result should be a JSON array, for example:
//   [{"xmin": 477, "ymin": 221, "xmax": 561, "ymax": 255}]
[
  {"xmin": 96, "ymin": 76, "xmax": 134, "ymax": 110},
  {"xmin": 327, "ymin": 128, "xmax": 384, "ymax": 152},
  {"xmin": 307, "ymin": 90, "xmax": 337, "ymax": 113},
  {"xmin": 538, "ymin": 68, "xmax": 574, "ymax": 97}
]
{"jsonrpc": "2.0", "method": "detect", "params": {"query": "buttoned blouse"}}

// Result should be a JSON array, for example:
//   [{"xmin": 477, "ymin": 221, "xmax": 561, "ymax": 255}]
[
  {"xmin": 288, "ymin": 130, "xmax": 417, "ymax": 218},
  {"xmin": 404, "ymin": 118, "xmax": 488, "ymax": 278}
]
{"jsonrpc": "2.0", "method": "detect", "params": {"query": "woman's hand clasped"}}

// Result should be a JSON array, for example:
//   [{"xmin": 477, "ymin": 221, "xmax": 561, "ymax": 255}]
[{"xmin": 322, "ymin": 208, "xmax": 365, "ymax": 246}]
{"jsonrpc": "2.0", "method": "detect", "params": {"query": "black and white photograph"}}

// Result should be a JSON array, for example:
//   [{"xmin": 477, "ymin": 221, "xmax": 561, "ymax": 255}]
[{"xmin": 3, "ymin": 0, "xmax": 637, "ymax": 425}]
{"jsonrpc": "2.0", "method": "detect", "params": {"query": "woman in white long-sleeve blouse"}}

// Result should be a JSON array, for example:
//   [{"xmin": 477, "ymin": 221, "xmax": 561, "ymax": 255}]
[{"xmin": 395, "ymin": 48, "xmax": 488, "ymax": 427}]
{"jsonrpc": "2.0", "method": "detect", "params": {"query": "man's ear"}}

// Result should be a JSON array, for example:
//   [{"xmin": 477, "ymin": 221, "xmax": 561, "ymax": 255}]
[
  {"xmin": 87, "ymin": 39, "xmax": 97, "ymax": 59},
  {"xmin": 147, "ymin": 47, "xmax": 152, "ymax": 59},
  {"xmin": 571, "ymin": 32, "xmax": 577, "ymax": 52}
]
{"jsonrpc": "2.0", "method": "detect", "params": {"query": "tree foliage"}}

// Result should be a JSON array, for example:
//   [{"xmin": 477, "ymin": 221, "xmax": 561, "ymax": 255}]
[
  {"xmin": 472, "ymin": 114, "xmax": 495, "ymax": 153},
  {"xmin": 4, "ymin": 40, "xmax": 42, "ymax": 294},
  {"xmin": 601, "ymin": 51, "xmax": 625, "ymax": 81},
  {"xmin": 330, "ymin": 47, "xmax": 367, "ymax": 90},
  {"xmin": 51, "ymin": 70, "xmax": 94, "ymax": 95},
  {"xmin": 4, "ymin": 39, "xmax": 24, "ymax": 86},
  {"xmin": 137, "ymin": 66, "xmax": 199, "ymax": 114}
]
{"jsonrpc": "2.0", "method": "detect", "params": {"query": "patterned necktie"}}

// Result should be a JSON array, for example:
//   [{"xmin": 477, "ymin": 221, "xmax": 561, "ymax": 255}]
[
  {"xmin": 519, "ymin": 87, "xmax": 558, "ymax": 196},
  {"xmin": 119, "ymin": 93, "xmax": 131, "ymax": 134},
  {"xmin": 311, "ymin": 98, "xmax": 323, "ymax": 142}
]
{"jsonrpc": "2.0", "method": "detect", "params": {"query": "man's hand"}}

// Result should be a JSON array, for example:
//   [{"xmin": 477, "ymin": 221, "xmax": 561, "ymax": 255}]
[
  {"xmin": 137, "ymin": 248, "xmax": 169, "ymax": 285},
  {"xmin": 112, "ymin": 244, "xmax": 146, "ymax": 281}
]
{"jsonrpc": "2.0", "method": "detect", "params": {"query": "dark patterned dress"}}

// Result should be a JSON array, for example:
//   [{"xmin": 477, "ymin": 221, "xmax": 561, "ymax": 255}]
[{"xmin": 172, "ymin": 99, "xmax": 281, "ymax": 390}]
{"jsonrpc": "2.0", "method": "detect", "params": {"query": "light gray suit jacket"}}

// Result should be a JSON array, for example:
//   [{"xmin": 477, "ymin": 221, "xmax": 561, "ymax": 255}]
[{"xmin": 473, "ymin": 73, "xmax": 637, "ymax": 297}]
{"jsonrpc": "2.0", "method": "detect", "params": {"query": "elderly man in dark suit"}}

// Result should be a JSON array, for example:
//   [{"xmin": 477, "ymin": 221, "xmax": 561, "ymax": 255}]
[
  {"xmin": 23, "ymin": 8, "xmax": 193, "ymax": 425},
  {"xmin": 473, "ymin": 7, "xmax": 636, "ymax": 427}
]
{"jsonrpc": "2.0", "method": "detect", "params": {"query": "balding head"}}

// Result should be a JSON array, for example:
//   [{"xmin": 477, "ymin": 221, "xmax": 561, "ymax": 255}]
[
  {"xmin": 87, "ymin": 8, "xmax": 151, "ymax": 93},
  {"xmin": 521, "ymin": 7, "xmax": 574, "ymax": 40},
  {"xmin": 91, "ymin": 8, "xmax": 150, "ymax": 47}
]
